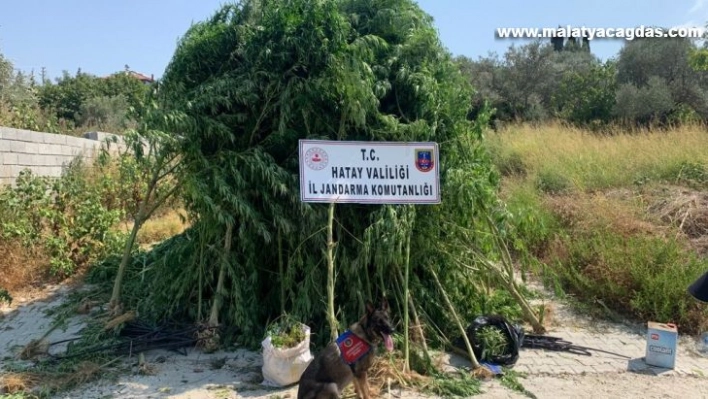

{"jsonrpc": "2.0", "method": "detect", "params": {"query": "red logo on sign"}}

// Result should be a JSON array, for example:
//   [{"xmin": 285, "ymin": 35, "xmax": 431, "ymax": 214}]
[
  {"xmin": 651, "ymin": 333, "xmax": 659, "ymax": 340},
  {"xmin": 304, "ymin": 147, "xmax": 329, "ymax": 170}
]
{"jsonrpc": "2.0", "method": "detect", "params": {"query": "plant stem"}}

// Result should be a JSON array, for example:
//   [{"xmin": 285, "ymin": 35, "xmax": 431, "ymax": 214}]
[
  {"xmin": 483, "ymin": 214, "xmax": 545, "ymax": 333},
  {"xmin": 209, "ymin": 223, "xmax": 233, "ymax": 327},
  {"xmin": 197, "ymin": 223, "xmax": 205, "ymax": 321},
  {"xmin": 408, "ymin": 293, "xmax": 428, "ymax": 354},
  {"xmin": 326, "ymin": 203, "xmax": 338, "ymax": 341},
  {"xmin": 278, "ymin": 227, "xmax": 285, "ymax": 315},
  {"xmin": 430, "ymin": 268, "xmax": 481, "ymax": 369},
  {"xmin": 109, "ymin": 208, "xmax": 144, "ymax": 311},
  {"xmin": 403, "ymin": 232, "xmax": 411, "ymax": 372},
  {"xmin": 109, "ymin": 156, "xmax": 181, "ymax": 311}
]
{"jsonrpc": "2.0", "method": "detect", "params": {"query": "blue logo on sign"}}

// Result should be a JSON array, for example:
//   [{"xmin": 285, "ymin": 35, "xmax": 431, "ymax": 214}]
[{"xmin": 415, "ymin": 149, "xmax": 434, "ymax": 172}]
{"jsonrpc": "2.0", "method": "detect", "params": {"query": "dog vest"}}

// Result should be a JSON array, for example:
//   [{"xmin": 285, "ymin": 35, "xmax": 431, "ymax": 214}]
[{"xmin": 336, "ymin": 330, "xmax": 371, "ymax": 365}]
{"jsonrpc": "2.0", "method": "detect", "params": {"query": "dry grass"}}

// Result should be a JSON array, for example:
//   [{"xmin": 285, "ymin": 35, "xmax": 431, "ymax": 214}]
[
  {"xmin": 367, "ymin": 355, "xmax": 431, "ymax": 397},
  {"xmin": 0, "ymin": 372, "xmax": 40, "ymax": 394},
  {"xmin": 0, "ymin": 239, "xmax": 53, "ymax": 295},
  {"xmin": 544, "ymin": 192, "xmax": 663, "ymax": 239},
  {"xmin": 18, "ymin": 338, "xmax": 50, "ymax": 360},
  {"xmin": 195, "ymin": 325, "xmax": 221, "ymax": 354},
  {"xmin": 119, "ymin": 208, "xmax": 190, "ymax": 247},
  {"xmin": 647, "ymin": 187, "xmax": 708, "ymax": 239},
  {"xmin": 0, "ymin": 361, "xmax": 105, "ymax": 395},
  {"xmin": 489, "ymin": 122, "xmax": 708, "ymax": 192},
  {"xmin": 371, "ymin": 356, "xmax": 428, "ymax": 386}
]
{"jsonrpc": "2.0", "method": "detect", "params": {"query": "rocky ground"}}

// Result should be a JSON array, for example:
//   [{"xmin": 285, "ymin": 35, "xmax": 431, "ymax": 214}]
[{"xmin": 1, "ymin": 283, "xmax": 708, "ymax": 399}]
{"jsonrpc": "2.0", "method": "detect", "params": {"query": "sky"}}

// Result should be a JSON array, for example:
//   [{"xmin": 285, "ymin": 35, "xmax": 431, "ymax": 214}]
[{"xmin": 1, "ymin": 0, "xmax": 706, "ymax": 81}]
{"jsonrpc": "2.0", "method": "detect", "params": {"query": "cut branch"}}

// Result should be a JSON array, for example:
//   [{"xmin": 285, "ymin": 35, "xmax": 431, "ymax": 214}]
[{"xmin": 430, "ymin": 268, "xmax": 481, "ymax": 370}]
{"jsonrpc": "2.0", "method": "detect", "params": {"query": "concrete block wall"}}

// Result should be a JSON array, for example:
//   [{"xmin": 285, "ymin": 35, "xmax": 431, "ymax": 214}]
[{"xmin": 0, "ymin": 126, "xmax": 123, "ymax": 186}]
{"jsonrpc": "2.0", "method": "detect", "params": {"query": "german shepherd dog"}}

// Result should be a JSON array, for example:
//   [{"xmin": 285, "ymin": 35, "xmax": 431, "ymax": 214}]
[{"xmin": 297, "ymin": 299, "xmax": 395, "ymax": 399}]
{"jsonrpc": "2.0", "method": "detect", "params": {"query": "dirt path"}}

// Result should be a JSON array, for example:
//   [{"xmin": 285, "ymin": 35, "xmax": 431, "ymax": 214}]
[{"xmin": 2, "ymin": 283, "xmax": 708, "ymax": 398}]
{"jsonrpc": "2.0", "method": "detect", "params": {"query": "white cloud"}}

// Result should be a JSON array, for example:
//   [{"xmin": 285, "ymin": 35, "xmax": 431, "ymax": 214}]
[
  {"xmin": 672, "ymin": 19, "xmax": 705, "ymax": 31},
  {"xmin": 690, "ymin": 0, "xmax": 707, "ymax": 14},
  {"xmin": 674, "ymin": 20, "xmax": 700, "ymax": 29}
]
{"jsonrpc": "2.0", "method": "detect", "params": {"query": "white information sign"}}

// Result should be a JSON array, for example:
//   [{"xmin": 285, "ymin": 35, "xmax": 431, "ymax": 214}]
[{"xmin": 299, "ymin": 140, "xmax": 440, "ymax": 204}]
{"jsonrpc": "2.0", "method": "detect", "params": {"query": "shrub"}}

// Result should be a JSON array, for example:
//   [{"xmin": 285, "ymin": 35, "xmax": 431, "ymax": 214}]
[
  {"xmin": 555, "ymin": 231, "xmax": 708, "ymax": 333},
  {"xmin": 613, "ymin": 76, "xmax": 674, "ymax": 125},
  {"xmin": 0, "ymin": 287, "xmax": 11, "ymax": 306},
  {"xmin": 536, "ymin": 169, "xmax": 572, "ymax": 194},
  {"xmin": 552, "ymin": 61, "xmax": 616, "ymax": 127},
  {"xmin": 111, "ymin": 0, "xmax": 517, "ymax": 349},
  {"xmin": 0, "ymin": 154, "xmax": 144, "ymax": 276},
  {"xmin": 76, "ymin": 95, "xmax": 132, "ymax": 131}
]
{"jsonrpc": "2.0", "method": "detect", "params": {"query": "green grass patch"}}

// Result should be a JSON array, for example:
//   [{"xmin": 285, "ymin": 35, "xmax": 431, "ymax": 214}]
[
  {"xmin": 505, "ymin": 185, "xmax": 708, "ymax": 333},
  {"xmin": 494, "ymin": 123, "xmax": 708, "ymax": 334},
  {"xmin": 549, "ymin": 230, "xmax": 708, "ymax": 333}
]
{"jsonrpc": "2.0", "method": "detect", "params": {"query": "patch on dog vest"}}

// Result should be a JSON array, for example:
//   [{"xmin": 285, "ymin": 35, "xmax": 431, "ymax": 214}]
[{"xmin": 336, "ymin": 330, "xmax": 371, "ymax": 365}]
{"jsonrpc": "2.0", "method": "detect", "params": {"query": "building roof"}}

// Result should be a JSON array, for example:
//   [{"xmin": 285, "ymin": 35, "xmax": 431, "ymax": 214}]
[{"xmin": 126, "ymin": 70, "xmax": 154, "ymax": 83}]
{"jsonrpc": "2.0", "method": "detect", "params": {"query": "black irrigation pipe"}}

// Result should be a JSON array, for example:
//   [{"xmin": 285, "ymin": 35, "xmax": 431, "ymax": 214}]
[
  {"xmin": 50, "ymin": 337, "xmax": 198, "ymax": 360},
  {"xmin": 47, "ymin": 337, "xmax": 83, "ymax": 347},
  {"xmin": 45, "ymin": 322, "xmax": 222, "ymax": 361},
  {"xmin": 522, "ymin": 334, "xmax": 632, "ymax": 359}
]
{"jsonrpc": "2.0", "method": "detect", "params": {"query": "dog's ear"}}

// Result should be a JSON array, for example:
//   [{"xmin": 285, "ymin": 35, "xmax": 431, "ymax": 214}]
[
  {"xmin": 366, "ymin": 301, "xmax": 375, "ymax": 314},
  {"xmin": 380, "ymin": 298, "xmax": 389, "ymax": 312}
]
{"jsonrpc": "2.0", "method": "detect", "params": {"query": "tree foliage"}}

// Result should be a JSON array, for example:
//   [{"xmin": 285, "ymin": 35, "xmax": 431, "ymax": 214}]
[
  {"xmin": 92, "ymin": 0, "xmax": 520, "ymax": 347},
  {"xmin": 38, "ymin": 69, "xmax": 152, "ymax": 127},
  {"xmin": 613, "ymin": 76, "xmax": 674, "ymax": 125},
  {"xmin": 0, "ymin": 51, "xmax": 61, "ymax": 132},
  {"xmin": 458, "ymin": 33, "xmax": 708, "ymax": 128},
  {"xmin": 0, "ymin": 45, "xmax": 152, "ymax": 134},
  {"xmin": 615, "ymin": 37, "xmax": 708, "ymax": 124},
  {"xmin": 552, "ymin": 61, "xmax": 616, "ymax": 126}
]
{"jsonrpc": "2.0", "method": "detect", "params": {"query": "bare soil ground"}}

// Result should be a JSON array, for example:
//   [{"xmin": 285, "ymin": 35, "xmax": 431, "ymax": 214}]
[{"xmin": 2, "ymin": 282, "xmax": 708, "ymax": 399}]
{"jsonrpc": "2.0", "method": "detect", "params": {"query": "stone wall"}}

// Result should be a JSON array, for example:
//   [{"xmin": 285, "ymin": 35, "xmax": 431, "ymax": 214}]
[{"xmin": 0, "ymin": 126, "xmax": 122, "ymax": 186}]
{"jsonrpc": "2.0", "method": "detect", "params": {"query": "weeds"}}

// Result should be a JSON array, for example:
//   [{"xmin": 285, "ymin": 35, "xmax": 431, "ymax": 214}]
[
  {"xmin": 488, "ymin": 123, "xmax": 708, "ymax": 192},
  {"xmin": 536, "ymin": 169, "xmax": 572, "ymax": 194},
  {"xmin": 667, "ymin": 161, "xmax": 708, "ymax": 189},
  {"xmin": 0, "ymin": 358, "xmax": 118, "ymax": 398},
  {"xmin": 500, "ymin": 368, "xmax": 537, "ymax": 398},
  {"xmin": 426, "ymin": 370, "xmax": 482, "ymax": 398},
  {"xmin": 498, "ymin": 123, "xmax": 708, "ymax": 334},
  {"xmin": 0, "ymin": 137, "xmax": 180, "ymax": 284},
  {"xmin": 547, "ymin": 197, "xmax": 708, "ymax": 333},
  {"xmin": 0, "ymin": 162, "xmax": 127, "ymax": 277},
  {"xmin": 134, "ymin": 209, "xmax": 189, "ymax": 246},
  {"xmin": 0, "ymin": 287, "xmax": 11, "ymax": 306}
]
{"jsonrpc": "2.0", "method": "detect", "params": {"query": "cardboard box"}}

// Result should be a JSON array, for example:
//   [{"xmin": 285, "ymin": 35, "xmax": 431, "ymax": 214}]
[{"xmin": 645, "ymin": 322, "xmax": 678, "ymax": 369}]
